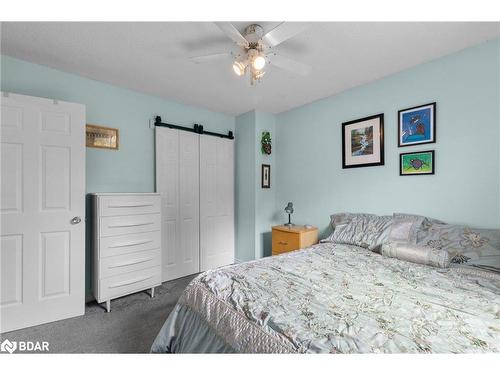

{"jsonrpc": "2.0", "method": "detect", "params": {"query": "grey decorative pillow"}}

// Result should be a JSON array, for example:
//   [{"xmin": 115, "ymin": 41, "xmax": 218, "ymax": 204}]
[
  {"xmin": 392, "ymin": 213, "xmax": 447, "ymax": 244},
  {"xmin": 329, "ymin": 212, "xmax": 372, "ymax": 229},
  {"xmin": 388, "ymin": 214, "xmax": 425, "ymax": 244},
  {"xmin": 322, "ymin": 213, "xmax": 374, "ymax": 243},
  {"xmin": 381, "ymin": 241, "xmax": 450, "ymax": 268},
  {"xmin": 417, "ymin": 223, "xmax": 500, "ymax": 277},
  {"xmin": 392, "ymin": 213, "xmax": 446, "ymax": 225},
  {"xmin": 328, "ymin": 214, "xmax": 392, "ymax": 251}
]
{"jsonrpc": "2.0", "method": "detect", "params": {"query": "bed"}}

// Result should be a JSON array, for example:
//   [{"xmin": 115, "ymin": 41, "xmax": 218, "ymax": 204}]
[{"xmin": 151, "ymin": 241, "xmax": 500, "ymax": 353}]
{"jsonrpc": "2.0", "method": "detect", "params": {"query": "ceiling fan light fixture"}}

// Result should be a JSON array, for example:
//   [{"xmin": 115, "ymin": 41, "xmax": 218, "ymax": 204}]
[
  {"xmin": 232, "ymin": 60, "xmax": 246, "ymax": 76},
  {"xmin": 252, "ymin": 54, "xmax": 266, "ymax": 71},
  {"xmin": 250, "ymin": 70, "xmax": 265, "ymax": 85},
  {"xmin": 207, "ymin": 22, "xmax": 310, "ymax": 85}
]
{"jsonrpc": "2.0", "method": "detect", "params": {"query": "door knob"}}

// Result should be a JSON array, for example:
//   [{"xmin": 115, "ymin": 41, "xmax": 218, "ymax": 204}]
[{"xmin": 70, "ymin": 216, "xmax": 82, "ymax": 225}]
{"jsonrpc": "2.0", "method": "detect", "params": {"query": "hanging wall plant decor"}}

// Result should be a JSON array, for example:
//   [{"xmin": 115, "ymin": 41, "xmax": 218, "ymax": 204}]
[{"xmin": 261, "ymin": 131, "xmax": 272, "ymax": 155}]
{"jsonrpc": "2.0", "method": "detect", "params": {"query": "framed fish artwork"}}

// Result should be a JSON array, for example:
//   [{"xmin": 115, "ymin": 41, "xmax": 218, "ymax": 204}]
[
  {"xmin": 398, "ymin": 102, "xmax": 436, "ymax": 147},
  {"xmin": 400, "ymin": 150, "xmax": 435, "ymax": 176},
  {"xmin": 342, "ymin": 113, "xmax": 384, "ymax": 168}
]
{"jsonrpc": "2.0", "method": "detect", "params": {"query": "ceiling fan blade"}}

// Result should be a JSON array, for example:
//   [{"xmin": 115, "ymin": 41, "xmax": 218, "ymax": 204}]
[
  {"xmin": 262, "ymin": 22, "xmax": 308, "ymax": 47},
  {"xmin": 189, "ymin": 52, "xmax": 231, "ymax": 64},
  {"xmin": 214, "ymin": 22, "xmax": 249, "ymax": 47},
  {"xmin": 268, "ymin": 54, "xmax": 311, "ymax": 76}
]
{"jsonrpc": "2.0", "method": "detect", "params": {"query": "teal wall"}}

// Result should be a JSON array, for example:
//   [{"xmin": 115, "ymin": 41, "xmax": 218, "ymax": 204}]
[
  {"xmin": 254, "ymin": 111, "xmax": 276, "ymax": 258},
  {"xmin": 274, "ymin": 39, "xmax": 500, "ymax": 237},
  {"xmin": 1, "ymin": 55, "xmax": 235, "ymax": 296},
  {"xmin": 1, "ymin": 56, "xmax": 235, "ymax": 194},
  {"xmin": 497, "ymin": 41, "xmax": 500, "ymax": 227},
  {"xmin": 2, "ymin": 38, "xmax": 499, "ymax": 274},
  {"xmin": 235, "ymin": 110, "xmax": 256, "ymax": 262},
  {"xmin": 235, "ymin": 110, "xmax": 276, "ymax": 261}
]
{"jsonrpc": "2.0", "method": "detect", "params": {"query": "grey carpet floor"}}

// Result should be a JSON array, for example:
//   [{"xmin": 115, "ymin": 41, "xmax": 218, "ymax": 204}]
[{"xmin": 0, "ymin": 275, "xmax": 196, "ymax": 353}]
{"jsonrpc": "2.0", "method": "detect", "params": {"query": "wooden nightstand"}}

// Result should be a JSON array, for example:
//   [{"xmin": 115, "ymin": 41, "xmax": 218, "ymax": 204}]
[{"xmin": 271, "ymin": 225, "xmax": 319, "ymax": 256}]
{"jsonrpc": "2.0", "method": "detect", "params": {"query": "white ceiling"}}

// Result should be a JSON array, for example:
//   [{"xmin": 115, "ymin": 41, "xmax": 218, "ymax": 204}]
[{"xmin": 2, "ymin": 22, "xmax": 499, "ymax": 115}]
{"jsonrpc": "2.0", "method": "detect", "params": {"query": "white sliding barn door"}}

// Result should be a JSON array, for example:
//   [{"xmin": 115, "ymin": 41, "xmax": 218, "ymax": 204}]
[
  {"xmin": 155, "ymin": 128, "xmax": 200, "ymax": 281},
  {"xmin": 199, "ymin": 136, "xmax": 234, "ymax": 271},
  {"xmin": 1, "ymin": 92, "xmax": 85, "ymax": 333}
]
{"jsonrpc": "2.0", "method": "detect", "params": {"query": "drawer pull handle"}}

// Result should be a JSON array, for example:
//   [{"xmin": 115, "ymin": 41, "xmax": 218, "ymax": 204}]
[
  {"xmin": 109, "ymin": 275, "xmax": 153, "ymax": 288},
  {"xmin": 109, "ymin": 239, "xmax": 153, "ymax": 248},
  {"xmin": 108, "ymin": 221, "xmax": 154, "ymax": 228},
  {"xmin": 279, "ymin": 241, "xmax": 288, "ymax": 245},
  {"xmin": 108, "ymin": 203, "xmax": 154, "ymax": 208},
  {"xmin": 108, "ymin": 257, "xmax": 154, "ymax": 269}
]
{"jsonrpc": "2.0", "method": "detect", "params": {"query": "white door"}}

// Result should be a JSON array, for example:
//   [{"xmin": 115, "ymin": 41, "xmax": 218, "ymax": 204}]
[
  {"xmin": 155, "ymin": 128, "xmax": 200, "ymax": 281},
  {"xmin": 200, "ymin": 135, "xmax": 234, "ymax": 271},
  {"xmin": 1, "ymin": 92, "xmax": 86, "ymax": 333}
]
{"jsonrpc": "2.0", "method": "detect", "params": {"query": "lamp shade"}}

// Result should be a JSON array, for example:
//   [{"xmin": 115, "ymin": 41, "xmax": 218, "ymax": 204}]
[{"xmin": 284, "ymin": 202, "xmax": 294, "ymax": 214}]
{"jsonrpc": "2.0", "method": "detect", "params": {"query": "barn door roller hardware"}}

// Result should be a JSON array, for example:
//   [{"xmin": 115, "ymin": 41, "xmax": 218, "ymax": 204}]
[{"xmin": 154, "ymin": 116, "xmax": 234, "ymax": 139}]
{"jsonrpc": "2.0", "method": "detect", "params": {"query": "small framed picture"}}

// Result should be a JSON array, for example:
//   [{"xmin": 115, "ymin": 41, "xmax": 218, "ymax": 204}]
[
  {"xmin": 398, "ymin": 102, "xmax": 436, "ymax": 147},
  {"xmin": 342, "ymin": 113, "xmax": 384, "ymax": 169},
  {"xmin": 400, "ymin": 150, "xmax": 435, "ymax": 176},
  {"xmin": 261, "ymin": 164, "xmax": 271, "ymax": 188},
  {"xmin": 86, "ymin": 124, "xmax": 119, "ymax": 150}
]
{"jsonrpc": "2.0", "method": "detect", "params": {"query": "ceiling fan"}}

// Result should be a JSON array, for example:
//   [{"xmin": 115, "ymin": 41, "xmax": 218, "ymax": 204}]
[{"xmin": 190, "ymin": 22, "xmax": 311, "ymax": 85}]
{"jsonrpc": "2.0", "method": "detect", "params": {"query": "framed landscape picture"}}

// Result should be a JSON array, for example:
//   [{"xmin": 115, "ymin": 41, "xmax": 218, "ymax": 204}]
[
  {"xmin": 398, "ymin": 102, "xmax": 436, "ymax": 147},
  {"xmin": 342, "ymin": 113, "xmax": 384, "ymax": 169},
  {"xmin": 400, "ymin": 150, "xmax": 435, "ymax": 176}
]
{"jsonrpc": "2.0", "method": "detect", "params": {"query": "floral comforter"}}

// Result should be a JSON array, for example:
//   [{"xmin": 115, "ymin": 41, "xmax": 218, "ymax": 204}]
[{"xmin": 152, "ymin": 243, "xmax": 500, "ymax": 353}]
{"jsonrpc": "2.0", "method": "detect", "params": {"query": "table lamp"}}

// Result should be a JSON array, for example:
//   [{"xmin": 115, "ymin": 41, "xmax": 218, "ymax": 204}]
[{"xmin": 284, "ymin": 202, "xmax": 294, "ymax": 227}]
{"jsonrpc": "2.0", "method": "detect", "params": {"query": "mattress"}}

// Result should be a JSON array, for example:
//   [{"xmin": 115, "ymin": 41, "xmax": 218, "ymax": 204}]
[{"xmin": 151, "ymin": 243, "xmax": 500, "ymax": 353}]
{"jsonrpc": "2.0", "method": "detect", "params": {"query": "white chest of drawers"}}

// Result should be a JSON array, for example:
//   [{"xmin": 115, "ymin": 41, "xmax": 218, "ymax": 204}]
[{"xmin": 91, "ymin": 193, "xmax": 162, "ymax": 312}]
